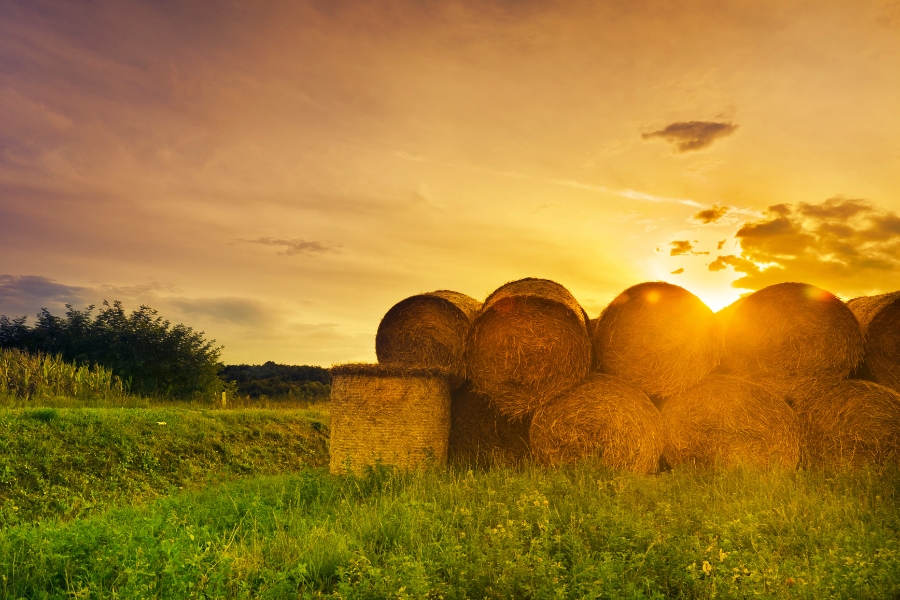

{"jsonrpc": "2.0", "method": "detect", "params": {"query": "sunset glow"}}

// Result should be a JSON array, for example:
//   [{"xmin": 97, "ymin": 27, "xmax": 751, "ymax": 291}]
[{"xmin": 2, "ymin": 1, "xmax": 900, "ymax": 364}]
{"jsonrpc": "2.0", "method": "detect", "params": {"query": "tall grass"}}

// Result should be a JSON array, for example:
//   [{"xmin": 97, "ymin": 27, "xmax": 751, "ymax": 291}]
[{"xmin": 0, "ymin": 348, "xmax": 125, "ymax": 402}]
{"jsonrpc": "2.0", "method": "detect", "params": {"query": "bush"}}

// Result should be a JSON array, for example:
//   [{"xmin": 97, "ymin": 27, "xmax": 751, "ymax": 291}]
[{"xmin": 0, "ymin": 302, "xmax": 224, "ymax": 399}]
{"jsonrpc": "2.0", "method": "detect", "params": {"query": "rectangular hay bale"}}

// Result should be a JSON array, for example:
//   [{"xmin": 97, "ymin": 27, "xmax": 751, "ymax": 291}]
[{"xmin": 329, "ymin": 364, "xmax": 451, "ymax": 474}]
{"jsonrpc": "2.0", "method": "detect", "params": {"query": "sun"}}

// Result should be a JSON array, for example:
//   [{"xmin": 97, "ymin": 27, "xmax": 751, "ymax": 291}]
[{"xmin": 691, "ymin": 287, "xmax": 744, "ymax": 312}]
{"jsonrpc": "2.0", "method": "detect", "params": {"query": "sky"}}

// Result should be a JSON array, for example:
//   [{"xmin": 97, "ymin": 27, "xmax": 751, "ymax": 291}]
[{"xmin": 2, "ymin": 0, "xmax": 900, "ymax": 366}]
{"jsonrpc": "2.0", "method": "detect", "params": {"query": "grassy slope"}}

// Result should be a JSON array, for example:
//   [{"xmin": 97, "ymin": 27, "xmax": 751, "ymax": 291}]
[{"xmin": 0, "ymin": 406, "xmax": 329, "ymax": 526}]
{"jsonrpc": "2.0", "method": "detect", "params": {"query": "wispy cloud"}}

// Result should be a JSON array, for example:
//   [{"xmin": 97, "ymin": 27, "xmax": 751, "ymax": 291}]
[
  {"xmin": 395, "ymin": 152, "xmax": 704, "ymax": 208},
  {"xmin": 240, "ymin": 237, "xmax": 339, "ymax": 256},
  {"xmin": 642, "ymin": 121, "xmax": 739, "ymax": 152}
]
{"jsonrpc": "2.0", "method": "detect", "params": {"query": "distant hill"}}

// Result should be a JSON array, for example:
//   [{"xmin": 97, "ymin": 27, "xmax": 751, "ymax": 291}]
[{"xmin": 218, "ymin": 361, "xmax": 331, "ymax": 399}]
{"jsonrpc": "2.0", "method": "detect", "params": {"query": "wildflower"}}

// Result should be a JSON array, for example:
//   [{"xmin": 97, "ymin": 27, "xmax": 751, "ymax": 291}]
[
  {"xmin": 702, "ymin": 561, "xmax": 713, "ymax": 576},
  {"xmin": 157, "ymin": 422, "xmax": 167, "ymax": 425}
]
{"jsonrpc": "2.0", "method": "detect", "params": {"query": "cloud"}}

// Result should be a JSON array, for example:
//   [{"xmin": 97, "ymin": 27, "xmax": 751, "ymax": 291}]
[
  {"xmin": 717, "ymin": 239, "xmax": 726, "ymax": 250},
  {"xmin": 669, "ymin": 240, "xmax": 710, "ymax": 256},
  {"xmin": 240, "ymin": 237, "xmax": 339, "ymax": 256},
  {"xmin": 669, "ymin": 240, "xmax": 694, "ymax": 256},
  {"xmin": 670, "ymin": 268, "xmax": 684, "ymax": 274},
  {"xmin": 0, "ymin": 274, "xmax": 86, "ymax": 318},
  {"xmin": 642, "ymin": 121, "xmax": 739, "ymax": 152},
  {"xmin": 708, "ymin": 196, "xmax": 900, "ymax": 296},
  {"xmin": 169, "ymin": 297, "xmax": 273, "ymax": 328},
  {"xmin": 692, "ymin": 204, "xmax": 730, "ymax": 224}
]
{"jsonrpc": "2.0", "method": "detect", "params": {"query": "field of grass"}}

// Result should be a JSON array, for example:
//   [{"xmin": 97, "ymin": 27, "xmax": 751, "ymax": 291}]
[{"xmin": 1, "ymin": 401, "xmax": 899, "ymax": 599}]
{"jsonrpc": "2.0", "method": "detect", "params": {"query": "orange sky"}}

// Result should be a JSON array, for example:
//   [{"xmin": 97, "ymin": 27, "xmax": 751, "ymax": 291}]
[{"xmin": 2, "ymin": 0, "xmax": 900, "ymax": 365}]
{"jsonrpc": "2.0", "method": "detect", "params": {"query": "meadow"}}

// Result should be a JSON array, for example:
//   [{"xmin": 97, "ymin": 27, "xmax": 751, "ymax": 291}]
[
  {"xmin": 1, "ymin": 394, "xmax": 898, "ymax": 599},
  {"xmin": 0, "ymin": 348, "xmax": 897, "ymax": 598}
]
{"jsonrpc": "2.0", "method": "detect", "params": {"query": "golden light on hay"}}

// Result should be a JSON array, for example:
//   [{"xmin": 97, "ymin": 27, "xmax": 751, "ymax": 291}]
[
  {"xmin": 719, "ymin": 282, "xmax": 864, "ymax": 406},
  {"xmin": 593, "ymin": 281, "xmax": 724, "ymax": 400}
]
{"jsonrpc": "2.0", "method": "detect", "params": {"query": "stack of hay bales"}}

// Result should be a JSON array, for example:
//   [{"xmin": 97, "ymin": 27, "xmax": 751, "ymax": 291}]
[
  {"xmin": 529, "ymin": 373, "xmax": 665, "ymax": 474},
  {"xmin": 327, "ymin": 275, "xmax": 899, "ymax": 475},
  {"xmin": 466, "ymin": 278, "xmax": 592, "ymax": 418},
  {"xmin": 592, "ymin": 282, "xmax": 724, "ymax": 405},
  {"xmin": 718, "ymin": 282, "xmax": 864, "ymax": 407},
  {"xmin": 847, "ymin": 291, "xmax": 900, "ymax": 394},
  {"xmin": 328, "ymin": 363, "xmax": 451, "ymax": 474},
  {"xmin": 660, "ymin": 374, "xmax": 800, "ymax": 469}
]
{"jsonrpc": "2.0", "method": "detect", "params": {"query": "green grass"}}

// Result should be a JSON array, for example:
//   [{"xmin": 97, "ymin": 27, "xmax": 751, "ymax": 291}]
[
  {"xmin": 1, "ymin": 402, "xmax": 898, "ymax": 598},
  {"xmin": 0, "ymin": 406, "xmax": 329, "ymax": 526},
  {"xmin": 2, "ymin": 458, "xmax": 899, "ymax": 598}
]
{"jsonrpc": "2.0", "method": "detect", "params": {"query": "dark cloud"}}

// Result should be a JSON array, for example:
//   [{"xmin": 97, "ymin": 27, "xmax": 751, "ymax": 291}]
[
  {"xmin": 669, "ymin": 240, "xmax": 694, "ymax": 256},
  {"xmin": 692, "ymin": 204, "xmax": 730, "ymax": 224},
  {"xmin": 0, "ymin": 274, "xmax": 86, "ymax": 318},
  {"xmin": 241, "ymin": 237, "xmax": 339, "ymax": 256},
  {"xmin": 670, "ymin": 267, "xmax": 684, "ymax": 274},
  {"xmin": 717, "ymin": 239, "xmax": 726, "ymax": 250},
  {"xmin": 669, "ymin": 240, "xmax": 709, "ymax": 256},
  {"xmin": 642, "ymin": 121, "xmax": 738, "ymax": 152},
  {"xmin": 708, "ymin": 196, "xmax": 900, "ymax": 296}
]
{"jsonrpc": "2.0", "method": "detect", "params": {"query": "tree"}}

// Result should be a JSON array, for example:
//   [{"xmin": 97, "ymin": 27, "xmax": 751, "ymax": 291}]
[{"xmin": 0, "ymin": 301, "xmax": 224, "ymax": 399}]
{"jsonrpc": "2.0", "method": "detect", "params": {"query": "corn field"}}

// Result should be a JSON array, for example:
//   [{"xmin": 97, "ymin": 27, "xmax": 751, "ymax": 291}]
[{"xmin": 0, "ymin": 348, "xmax": 126, "ymax": 400}]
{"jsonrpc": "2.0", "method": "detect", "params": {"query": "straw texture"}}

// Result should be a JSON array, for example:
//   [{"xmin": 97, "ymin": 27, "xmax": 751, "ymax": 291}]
[
  {"xmin": 375, "ymin": 290, "xmax": 481, "ymax": 390},
  {"xmin": 329, "ymin": 363, "xmax": 451, "ymax": 474},
  {"xmin": 661, "ymin": 374, "xmax": 800, "ymax": 469},
  {"xmin": 448, "ymin": 383, "xmax": 531, "ymax": 467},
  {"xmin": 797, "ymin": 379, "xmax": 900, "ymax": 467},
  {"xmin": 593, "ymin": 282, "xmax": 724, "ymax": 399},
  {"xmin": 530, "ymin": 373, "xmax": 665, "ymax": 474},
  {"xmin": 719, "ymin": 282, "xmax": 864, "ymax": 406},
  {"xmin": 847, "ymin": 291, "xmax": 900, "ymax": 393},
  {"xmin": 466, "ymin": 278, "xmax": 592, "ymax": 418}
]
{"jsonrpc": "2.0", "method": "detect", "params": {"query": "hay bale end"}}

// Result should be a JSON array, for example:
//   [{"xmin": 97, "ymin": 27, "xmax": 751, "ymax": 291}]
[
  {"xmin": 465, "ymin": 278, "xmax": 592, "ymax": 418},
  {"xmin": 529, "ymin": 373, "xmax": 665, "ymax": 474},
  {"xmin": 329, "ymin": 363, "xmax": 451, "ymax": 474},
  {"xmin": 661, "ymin": 374, "xmax": 800, "ymax": 469}
]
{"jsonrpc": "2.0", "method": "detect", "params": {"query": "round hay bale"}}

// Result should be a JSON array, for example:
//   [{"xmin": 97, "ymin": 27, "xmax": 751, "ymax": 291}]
[
  {"xmin": 661, "ymin": 374, "xmax": 800, "ymax": 469},
  {"xmin": 719, "ymin": 282, "xmax": 864, "ymax": 406},
  {"xmin": 847, "ymin": 291, "xmax": 900, "ymax": 393},
  {"xmin": 465, "ymin": 278, "xmax": 592, "ymax": 418},
  {"xmin": 376, "ymin": 290, "xmax": 482, "ymax": 390},
  {"xmin": 329, "ymin": 363, "xmax": 450, "ymax": 474},
  {"xmin": 592, "ymin": 282, "xmax": 724, "ymax": 399},
  {"xmin": 529, "ymin": 373, "xmax": 664, "ymax": 474},
  {"xmin": 448, "ymin": 383, "xmax": 531, "ymax": 467},
  {"xmin": 797, "ymin": 379, "xmax": 900, "ymax": 467}
]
